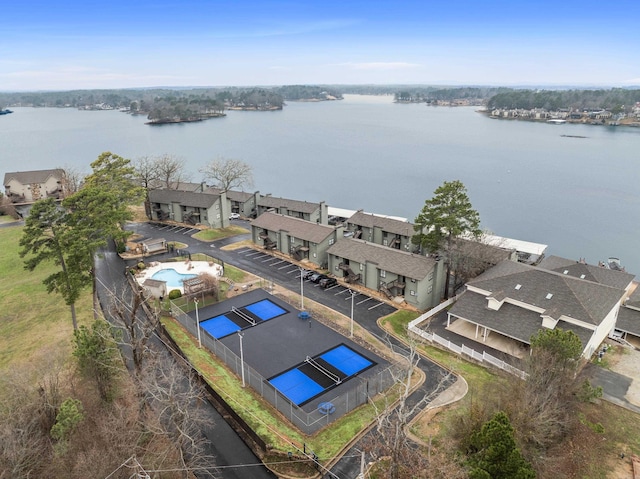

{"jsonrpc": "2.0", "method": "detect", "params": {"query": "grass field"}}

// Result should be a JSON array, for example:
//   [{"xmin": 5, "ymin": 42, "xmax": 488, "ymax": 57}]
[{"xmin": 0, "ymin": 225, "xmax": 93, "ymax": 371}]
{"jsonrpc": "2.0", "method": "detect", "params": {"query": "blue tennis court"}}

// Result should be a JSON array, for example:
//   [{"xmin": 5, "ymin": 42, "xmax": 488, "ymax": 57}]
[
  {"xmin": 200, "ymin": 314, "xmax": 241, "ymax": 339},
  {"xmin": 268, "ymin": 344, "xmax": 375, "ymax": 406},
  {"xmin": 268, "ymin": 369, "xmax": 325, "ymax": 406},
  {"xmin": 199, "ymin": 298, "xmax": 288, "ymax": 339},
  {"xmin": 244, "ymin": 298, "xmax": 286, "ymax": 320},
  {"xmin": 320, "ymin": 344, "xmax": 373, "ymax": 376}
]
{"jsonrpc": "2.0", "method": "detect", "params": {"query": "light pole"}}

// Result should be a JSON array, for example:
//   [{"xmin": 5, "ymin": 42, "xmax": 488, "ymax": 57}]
[
  {"xmin": 299, "ymin": 267, "xmax": 305, "ymax": 310},
  {"xmin": 349, "ymin": 289, "xmax": 356, "ymax": 338},
  {"xmin": 238, "ymin": 331, "xmax": 246, "ymax": 387},
  {"xmin": 194, "ymin": 298, "xmax": 201, "ymax": 348}
]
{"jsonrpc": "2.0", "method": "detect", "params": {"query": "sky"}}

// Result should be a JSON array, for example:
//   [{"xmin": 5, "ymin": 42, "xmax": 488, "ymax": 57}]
[{"xmin": 2, "ymin": 0, "xmax": 639, "ymax": 91}]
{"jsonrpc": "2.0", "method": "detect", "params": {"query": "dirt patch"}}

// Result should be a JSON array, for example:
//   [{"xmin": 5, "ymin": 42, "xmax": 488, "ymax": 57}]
[{"xmin": 604, "ymin": 345, "xmax": 640, "ymax": 407}]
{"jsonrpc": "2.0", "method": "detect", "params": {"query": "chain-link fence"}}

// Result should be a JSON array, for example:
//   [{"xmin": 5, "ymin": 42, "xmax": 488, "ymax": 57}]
[{"xmin": 171, "ymin": 300, "xmax": 398, "ymax": 434}]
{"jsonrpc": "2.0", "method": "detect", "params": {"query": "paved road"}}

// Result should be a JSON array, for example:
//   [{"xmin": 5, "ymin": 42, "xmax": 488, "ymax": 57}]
[
  {"xmin": 125, "ymin": 221, "xmax": 456, "ymax": 478},
  {"xmin": 96, "ymin": 239, "xmax": 276, "ymax": 479}
]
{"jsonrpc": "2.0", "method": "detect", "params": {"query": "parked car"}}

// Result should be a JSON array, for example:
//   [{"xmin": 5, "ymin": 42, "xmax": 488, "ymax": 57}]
[
  {"xmin": 319, "ymin": 277, "xmax": 338, "ymax": 289},
  {"xmin": 310, "ymin": 273, "xmax": 328, "ymax": 284},
  {"xmin": 302, "ymin": 269, "xmax": 316, "ymax": 280},
  {"xmin": 229, "ymin": 212, "xmax": 241, "ymax": 220}
]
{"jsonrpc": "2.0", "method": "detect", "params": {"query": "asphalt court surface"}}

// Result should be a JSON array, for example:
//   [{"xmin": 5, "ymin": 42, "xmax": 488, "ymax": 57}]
[{"xmin": 190, "ymin": 288, "xmax": 389, "ymax": 413}]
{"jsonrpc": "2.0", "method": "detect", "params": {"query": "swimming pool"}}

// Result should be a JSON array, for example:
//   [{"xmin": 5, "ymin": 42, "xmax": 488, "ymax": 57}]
[{"xmin": 151, "ymin": 268, "xmax": 197, "ymax": 289}]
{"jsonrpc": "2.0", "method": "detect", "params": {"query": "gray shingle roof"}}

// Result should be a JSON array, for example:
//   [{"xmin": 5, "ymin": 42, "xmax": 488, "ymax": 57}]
[
  {"xmin": 539, "ymin": 255, "xmax": 635, "ymax": 290},
  {"xmin": 346, "ymin": 210, "xmax": 415, "ymax": 237},
  {"xmin": 449, "ymin": 290, "xmax": 592, "ymax": 348},
  {"xmin": 327, "ymin": 238, "xmax": 437, "ymax": 280},
  {"xmin": 206, "ymin": 187, "xmax": 254, "ymax": 203},
  {"xmin": 258, "ymin": 195, "xmax": 321, "ymax": 214},
  {"xmin": 4, "ymin": 169, "xmax": 64, "ymax": 185},
  {"xmin": 251, "ymin": 212, "xmax": 334, "ymax": 244},
  {"xmin": 615, "ymin": 306, "xmax": 640, "ymax": 336},
  {"xmin": 625, "ymin": 286, "xmax": 640, "ymax": 310},
  {"xmin": 148, "ymin": 189, "xmax": 219, "ymax": 208},
  {"xmin": 453, "ymin": 237, "xmax": 515, "ymax": 265},
  {"xmin": 468, "ymin": 260, "xmax": 624, "ymax": 326}
]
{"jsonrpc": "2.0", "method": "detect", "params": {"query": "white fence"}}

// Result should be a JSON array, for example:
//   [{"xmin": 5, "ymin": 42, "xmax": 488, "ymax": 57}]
[{"xmin": 408, "ymin": 298, "xmax": 527, "ymax": 379}]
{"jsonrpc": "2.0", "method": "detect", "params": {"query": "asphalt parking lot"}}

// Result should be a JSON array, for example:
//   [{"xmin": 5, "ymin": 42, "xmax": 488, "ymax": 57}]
[{"xmin": 126, "ymin": 221, "xmax": 398, "ymax": 326}]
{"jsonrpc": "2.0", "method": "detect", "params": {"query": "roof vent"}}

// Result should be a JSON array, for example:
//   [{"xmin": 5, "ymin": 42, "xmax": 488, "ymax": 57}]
[
  {"xmin": 545, "ymin": 293, "xmax": 554, "ymax": 300},
  {"xmin": 515, "ymin": 284, "xmax": 522, "ymax": 290}
]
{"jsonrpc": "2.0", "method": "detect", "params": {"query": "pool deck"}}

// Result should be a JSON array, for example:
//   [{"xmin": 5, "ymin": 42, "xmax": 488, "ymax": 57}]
[{"xmin": 135, "ymin": 260, "xmax": 223, "ymax": 292}]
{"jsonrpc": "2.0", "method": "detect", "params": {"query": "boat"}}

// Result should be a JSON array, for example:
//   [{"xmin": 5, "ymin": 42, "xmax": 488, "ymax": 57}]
[
  {"xmin": 0, "ymin": 109, "xmax": 13, "ymax": 115},
  {"xmin": 606, "ymin": 257, "xmax": 624, "ymax": 271},
  {"xmin": 547, "ymin": 119, "xmax": 566, "ymax": 124}
]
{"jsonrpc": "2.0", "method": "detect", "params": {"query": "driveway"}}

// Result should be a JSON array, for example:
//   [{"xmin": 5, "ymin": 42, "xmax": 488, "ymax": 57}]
[{"xmin": 584, "ymin": 346, "xmax": 640, "ymax": 414}]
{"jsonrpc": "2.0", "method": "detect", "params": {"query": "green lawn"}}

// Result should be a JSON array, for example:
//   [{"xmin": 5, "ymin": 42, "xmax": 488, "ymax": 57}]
[
  {"xmin": 0, "ymin": 225, "xmax": 93, "ymax": 371},
  {"xmin": 192, "ymin": 225, "xmax": 249, "ymax": 242}
]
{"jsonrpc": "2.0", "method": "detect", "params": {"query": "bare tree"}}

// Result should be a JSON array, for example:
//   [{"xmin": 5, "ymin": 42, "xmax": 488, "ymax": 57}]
[
  {"xmin": 60, "ymin": 165, "xmax": 85, "ymax": 196},
  {"xmin": 138, "ymin": 352, "xmax": 218, "ymax": 478},
  {"xmin": 199, "ymin": 157, "xmax": 254, "ymax": 193},
  {"xmin": 363, "ymin": 340, "xmax": 460, "ymax": 479},
  {"xmin": 0, "ymin": 193, "xmax": 18, "ymax": 219},
  {"xmin": 133, "ymin": 155, "xmax": 161, "ymax": 190},
  {"xmin": 155, "ymin": 154, "xmax": 190, "ymax": 189},
  {"xmin": 108, "ymin": 283, "xmax": 160, "ymax": 375}
]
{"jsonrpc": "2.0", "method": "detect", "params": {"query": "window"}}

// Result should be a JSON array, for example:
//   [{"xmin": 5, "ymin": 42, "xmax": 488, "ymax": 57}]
[
  {"xmin": 359, "ymin": 264, "xmax": 363, "ymax": 271},
  {"xmin": 383, "ymin": 239, "xmax": 388, "ymax": 246},
  {"xmin": 428, "ymin": 285, "xmax": 433, "ymax": 293},
  {"xmin": 215, "ymin": 204, "xmax": 219, "ymax": 209},
  {"xmin": 410, "ymin": 290, "xmax": 416, "ymax": 296},
  {"xmin": 545, "ymin": 293, "xmax": 553, "ymax": 299},
  {"xmin": 216, "ymin": 213, "xmax": 220, "ymax": 219},
  {"xmin": 380, "ymin": 270, "xmax": 386, "ymax": 278},
  {"xmin": 335, "ymin": 265, "xmax": 339, "ymax": 271},
  {"xmin": 329, "ymin": 238, "xmax": 334, "ymax": 245},
  {"xmin": 290, "ymin": 236, "xmax": 295, "ymax": 243},
  {"xmin": 515, "ymin": 284, "xmax": 522, "ymax": 290},
  {"xmin": 428, "ymin": 271, "xmax": 433, "ymax": 281}
]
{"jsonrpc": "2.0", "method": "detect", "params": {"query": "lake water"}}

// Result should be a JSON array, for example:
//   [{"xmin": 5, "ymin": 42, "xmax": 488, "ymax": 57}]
[{"xmin": 2, "ymin": 95, "xmax": 639, "ymax": 275}]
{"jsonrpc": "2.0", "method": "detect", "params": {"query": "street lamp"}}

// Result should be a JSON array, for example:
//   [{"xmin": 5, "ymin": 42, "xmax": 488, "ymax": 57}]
[
  {"xmin": 299, "ymin": 267, "xmax": 305, "ymax": 310},
  {"xmin": 194, "ymin": 298, "xmax": 201, "ymax": 348},
  {"xmin": 349, "ymin": 289, "xmax": 356, "ymax": 338},
  {"xmin": 238, "ymin": 331, "xmax": 246, "ymax": 387}
]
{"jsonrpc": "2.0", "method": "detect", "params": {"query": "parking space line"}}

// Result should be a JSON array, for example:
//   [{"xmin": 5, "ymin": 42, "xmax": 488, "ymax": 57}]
[
  {"xmin": 357, "ymin": 297, "xmax": 373, "ymax": 305},
  {"xmin": 271, "ymin": 260, "xmax": 286, "ymax": 266},
  {"xmin": 325, "ymin": 285, "xmax": 339, "ymax": 291},
  {"xmin": 281, "ymin": 265, "xmax": 297, "ymax": 271},
  {"xmin": 368, "ymin": 302, "xmax": 385, "ymax": 310},
  {"xmin": 335, "ymin": 289, "xmax": 349, "ymax": 296},
  {"xmin": 262, "ymin": 257, "xmax": 279, "ymax": 263},
  {"xmin": 244, "ymin": 251, "xmax": 262, "ymax": 257}
]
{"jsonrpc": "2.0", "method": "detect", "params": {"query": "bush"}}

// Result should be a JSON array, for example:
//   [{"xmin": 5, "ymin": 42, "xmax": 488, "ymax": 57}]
[
  {"xmin": 168, "ymin": 289, "xmax": 182, "ymax": 300},
  {"xmin": 137, "ymin": 262, "xmax": 146, "ymax": 270}
]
